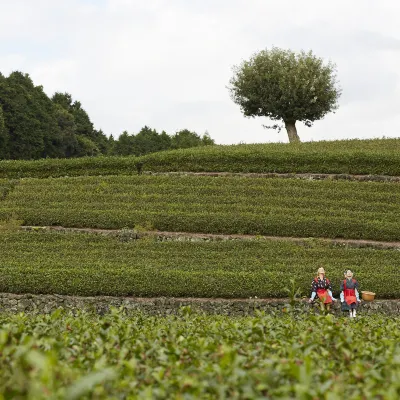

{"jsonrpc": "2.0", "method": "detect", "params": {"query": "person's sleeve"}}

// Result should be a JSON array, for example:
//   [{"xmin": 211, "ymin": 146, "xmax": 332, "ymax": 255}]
[
  {"xmin": 327, "ymin": 279, "xmax": 332, "ymax": 291},
  {"xmin": 310, "ymin": 280, "xmax": 317, "ymax": 294},
  {"xmin": 328, "ymin": 290, "xmax": 336, "ymax": 301},
  {"xmin": 355, "ymin": 280, "xmax": 360, "ymax": 301},
  {"xmin": 340, "ymin": 281, "xmax": 344, "ymax": 302},
  {"xmin": 310, "ymin": 291, "xmax": 316, "ymax": 300}
]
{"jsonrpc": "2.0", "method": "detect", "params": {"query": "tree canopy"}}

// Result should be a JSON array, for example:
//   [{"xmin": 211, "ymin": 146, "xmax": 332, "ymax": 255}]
[
  {"xmin": 229, "ymin": 47, "xmax": 341, "ymax": 142},
  {"xmin": 0, "ymin": 71, "xmax": 215, "ymax": 160},
  {"xmin": 109, "ymin": 127, "xmax": 214, "ymax": 157}
]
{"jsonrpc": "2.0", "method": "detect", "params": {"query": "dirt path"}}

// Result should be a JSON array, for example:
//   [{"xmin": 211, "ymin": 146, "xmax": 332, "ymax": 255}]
[
  {"xmin": 21, "ymin": 226, "xmax": 400, "ymax": 249},
  {"xmin": 142, "ymin": 171, "xmax": 400, "ymax": 183}
]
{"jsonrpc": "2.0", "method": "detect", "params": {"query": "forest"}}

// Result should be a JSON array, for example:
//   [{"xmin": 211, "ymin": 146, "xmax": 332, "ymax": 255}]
[{"xmin": 0, "ymin": 71, "xmax": 214, "ymax": 160}]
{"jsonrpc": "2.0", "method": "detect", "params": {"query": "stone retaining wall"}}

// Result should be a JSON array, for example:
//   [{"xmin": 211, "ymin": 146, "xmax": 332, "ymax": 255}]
[{"xmin": 1, "ymin": 293, "xmax": 399, "ymax": 316}]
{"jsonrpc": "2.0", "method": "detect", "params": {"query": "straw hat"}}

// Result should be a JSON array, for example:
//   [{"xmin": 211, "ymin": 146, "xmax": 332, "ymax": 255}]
[{"xmin": 317, "ymin": 267, "xmax": 325, "ymax": 275}]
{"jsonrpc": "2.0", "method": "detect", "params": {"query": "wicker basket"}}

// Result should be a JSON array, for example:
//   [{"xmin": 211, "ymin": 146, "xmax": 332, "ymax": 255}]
[{"xmin": 361, "ymin": 291, "xmax": 376, "ymax": 301}]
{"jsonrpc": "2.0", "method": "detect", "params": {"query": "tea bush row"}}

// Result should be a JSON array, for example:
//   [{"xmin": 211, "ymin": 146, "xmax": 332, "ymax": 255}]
[
  {"xmin": 138, "ymin": 138, "xmax": 400, "ymax": 175},
  {"xmin": 1, "ymin": 138, "xmax": 400, "ymax": 178},
  {"xmin": 1, "ymin": 175, "xmax": 399, "ymax": 241},
  {"xmin": 1, "ymin": 311, "xmax": 400, "ymax": 399},
  {"xmin": 0, "ymin": 231, "xmax": 398, "ymax": 297},
  {"xmin": 0, "ymin": 156, "xmax": 138, "ymax": 179}
]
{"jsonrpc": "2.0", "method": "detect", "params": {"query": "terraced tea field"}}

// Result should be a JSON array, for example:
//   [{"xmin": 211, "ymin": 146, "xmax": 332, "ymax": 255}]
[
  {"xmin": 1, "ymin": 175, "xmax": 399, "ymax": 240},
  {"xmin": 0, "ymin": 230, "xmax": 399, "ymax": 298},
  {"xmin": 0, "ymin": 138, "xmax": 400, "ymax": 178},
  {"xmin": 1, "ymin": 138, "xmax": 400, "ymax": 399}
]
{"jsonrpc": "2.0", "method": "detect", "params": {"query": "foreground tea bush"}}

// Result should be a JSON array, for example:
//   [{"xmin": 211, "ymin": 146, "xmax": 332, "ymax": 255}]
[
  {"xmin": 0, "ymin": 311, "xmax": 400, "ymax": 399},
  {"xmin": 1, "ymin": 175, "xmax": 399, "ymax": 241},
  {"xmin": 0, "ymin": 231, "xmax": 399, "ymax": 297}
]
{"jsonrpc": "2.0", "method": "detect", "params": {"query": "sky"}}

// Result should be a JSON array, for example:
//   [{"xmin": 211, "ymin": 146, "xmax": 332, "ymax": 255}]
[{"xmin": 0, "ymin": 0, "xmax": 399, "ymax": 144}]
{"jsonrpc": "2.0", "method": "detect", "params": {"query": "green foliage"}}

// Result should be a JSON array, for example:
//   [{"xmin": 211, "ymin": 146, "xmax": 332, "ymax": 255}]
[
  {"xmin": 0, "ymin": 157, "xmax": 138, "ymax": 179},
  {"xmin": 1, "ymin": 175, "xmax": 399, "ymax": 241},
  {"xmin": 229, "ymin": 47, "xmax": 341, "ymax": 141},
  {"xmin": 171, "ymin": 129, "xmax": 215, "ymax": 149},
  {"xmin": 133, "ymin": 126, "xmax": 171, "ymax": 155},
  {"xmin": 0, "ymin": 74, "xmax": 109, "ymax": 160},
  {"xmin": 0, "ymin": 104, "xmax": 8, "ymax": 159},
  {"xmin": 51, "ymin": 92, "xmax": 107, "ymax": 157},
  {"xmin": 0, "ymin": 218, "xmax": 22, "ymax": 232},
  {"xmin": 75, "ymin": 136, "xmax": 101, "ymax": 157},
  {"xmin": 0, "ymin": 75, "xmax": 213, "ymax": 161},
  {"xmin": 0, "ymin": 138, "xmax": 399, "ymax": 178},
  {"xmin": 0, "ymin": 230, "xmax": 398, "ymax": 297},
  {"xmin": 110, "ymin": 126, "xmax": 214, "ymax": 157},
  {"xmin": 1, "ymin": 311, "xmax": 400, "ymax": 398},
  {"xmin": 110, "ymin": 131, "xmax": 133, "ymax": 156},
  {"xmin": 0, "ymin": 71, "xmax": 61, "ymax": 159},
  {"xmin": 138, "ymin": 138, "xmax": 400, "ymax": 175}
]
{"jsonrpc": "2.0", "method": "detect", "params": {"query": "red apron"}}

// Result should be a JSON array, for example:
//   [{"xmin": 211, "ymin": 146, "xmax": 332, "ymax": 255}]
[
  {"xmin": 317, "ymin": 288, "xmax": 332, "ymax": 304},
  {"xmin": 344, "ymin": 279, "xmax": 357, "ymax": 305}
]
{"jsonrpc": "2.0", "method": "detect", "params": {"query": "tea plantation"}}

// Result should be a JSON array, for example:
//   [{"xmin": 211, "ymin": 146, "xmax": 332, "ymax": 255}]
[
  {"xmin": 1, "ymin": 138, "xmax": 400, "ymax": 398},
  {"xmin": 0, "ymin": 230, "xmax": 399, "ymax": 298},
  {"xmin": 0, "ymin": 139, "xmax": 400, "ymax": 298},
  {"xmin": 1, "ymin": 311, "xmax": 400, "ymax": 399}
]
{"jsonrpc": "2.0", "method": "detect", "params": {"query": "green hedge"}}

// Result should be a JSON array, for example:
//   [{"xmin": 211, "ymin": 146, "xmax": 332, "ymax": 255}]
[
  {"xmin": 0, "ymin": 138, "xmax": 400, "ymax": 178},
  {"xmin": 1, "ymin": 312, "xmax": 399, "ymax": 398},
  {"xmin": 138, "ymin": 138, "xmax": 400, "ymax": 175},
  {"xmin": 1, "ymin": 175, "xmax": 399, "ymax": 241},
  {"xmin": 0, "ymin": 156, "xmax": 138, "ymax": 179},
  {"xmin": 0, "ymin": 230, "xmax": 398, "ymax": 298}
]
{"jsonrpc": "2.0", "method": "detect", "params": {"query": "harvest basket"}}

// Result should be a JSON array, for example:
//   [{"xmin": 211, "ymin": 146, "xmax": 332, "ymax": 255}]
[{"xmin": 361, "ymin": 291, "xmax": 376, "ymax": 302}]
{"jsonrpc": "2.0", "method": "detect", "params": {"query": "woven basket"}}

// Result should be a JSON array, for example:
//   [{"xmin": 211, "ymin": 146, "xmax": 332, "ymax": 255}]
[{"xmin": 361, "ymin": 291, "xmax": 375, "ymax": 301}]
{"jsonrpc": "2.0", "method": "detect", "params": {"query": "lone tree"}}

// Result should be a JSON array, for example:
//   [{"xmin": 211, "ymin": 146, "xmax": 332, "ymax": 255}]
[{"xmin": 229, "ymin": 47, "xmax": 341, "ymax": 142}]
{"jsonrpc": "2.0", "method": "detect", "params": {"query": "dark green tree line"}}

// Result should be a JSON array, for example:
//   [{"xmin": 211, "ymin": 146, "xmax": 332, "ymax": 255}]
[
  {"xmin": 0, "ymin": 71, "xmax": 215, "ymax": 160},
  {"xmin": 110, "ymin": 127, "xmax": 214, "ymax": 157}
]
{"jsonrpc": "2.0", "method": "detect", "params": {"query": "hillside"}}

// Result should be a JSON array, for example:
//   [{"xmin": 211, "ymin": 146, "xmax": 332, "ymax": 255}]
[
  {"xmin": 1, "ymin": 137, "xmax": 399, "ymax": 299},
  {"xmin": 0, "ymin": 137, "xmax": 400, "ymax": 178}
]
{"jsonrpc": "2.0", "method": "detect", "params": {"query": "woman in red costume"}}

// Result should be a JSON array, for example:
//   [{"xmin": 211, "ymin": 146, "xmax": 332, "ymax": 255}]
[
  {"xmin": 308, "ymin": 267, "xmax": 336, "ymax": 311},
  {"xmin": 340, "ymin": 269, "xmax": 361, "ymax": 318}
]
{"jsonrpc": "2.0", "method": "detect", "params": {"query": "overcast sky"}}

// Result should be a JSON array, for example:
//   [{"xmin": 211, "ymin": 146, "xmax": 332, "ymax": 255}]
[{"xmin": 1, "ymin": 0, "xmax": 399, "ymax": 144}]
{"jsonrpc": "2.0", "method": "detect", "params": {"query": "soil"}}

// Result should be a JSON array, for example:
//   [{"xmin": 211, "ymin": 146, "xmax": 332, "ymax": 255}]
[{"xmin": 21, "ymin": 226, "xmax": 400, "ymax": 249}]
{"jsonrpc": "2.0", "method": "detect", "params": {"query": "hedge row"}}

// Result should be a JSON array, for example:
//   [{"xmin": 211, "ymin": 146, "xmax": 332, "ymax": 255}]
[
  {"xmin": 0, "ymin": 138, "xmax": 400, "ymax": 178},
  {"xmin": 0, "ymin": 230, "xmax": 399, "ymax": 297},
  {"xmin": 1, "ymin": 175, "xmax": 399, "ymax": 241},
  {"xmin": 138, "ymin": 138, "xmax": 400, "ymax": 175},
  {"xmin": 0, "ymin": 156, "xmax": 138, "ymax": 179},
  {"xmin": 0, "ymin": 179, "xmax": 16, "ymax": 200},
  {"xmin": 1, "ymin": 313, "xmax": 399, "ymax": 398}
]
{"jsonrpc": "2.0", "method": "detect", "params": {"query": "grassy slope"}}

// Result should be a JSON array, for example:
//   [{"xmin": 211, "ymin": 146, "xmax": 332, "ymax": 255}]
[
  {"xmin": 0, "ymin": 230, "xmax": 398, "ymax": 297},
  {"xmin": 0, "ymin": 138, "xmax": 400, "ymax": 178},
  {"xmin": 139, "ymin": 138, "xmax": 400, "ymax": 175}
]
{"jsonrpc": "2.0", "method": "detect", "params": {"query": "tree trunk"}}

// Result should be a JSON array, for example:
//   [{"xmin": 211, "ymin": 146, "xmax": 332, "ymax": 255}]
[{"xmin": 284, "ymin": 121, "xmax": 301, "ymax": 143}]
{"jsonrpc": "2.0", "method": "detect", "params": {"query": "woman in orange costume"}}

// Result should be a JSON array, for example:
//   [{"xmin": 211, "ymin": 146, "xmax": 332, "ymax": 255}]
[{"xmin": 308, "ymin": 267, "xmax": 336, "ymax": 310}]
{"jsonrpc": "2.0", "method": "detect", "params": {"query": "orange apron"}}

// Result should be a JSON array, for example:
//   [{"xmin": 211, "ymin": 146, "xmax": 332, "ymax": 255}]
[
  {"xmin": 344, "ymin": 279, "xmax": 357, "ymax": 305},
  {"xmin": 317, "ymin": 288, "xmax": 333, "ymax": 304}
]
